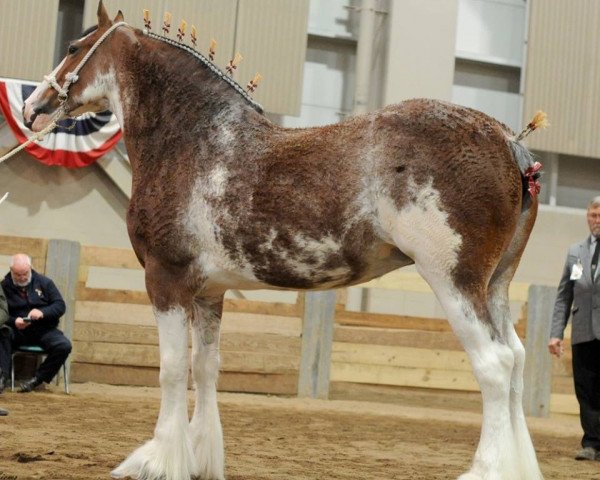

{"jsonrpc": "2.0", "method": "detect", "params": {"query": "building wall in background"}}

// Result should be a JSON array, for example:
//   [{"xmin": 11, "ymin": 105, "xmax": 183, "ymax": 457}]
[
  {"xmin": 524, "ymin": 0, "xmax": 600, "ymax": 158},
  {"xmin": 383, "ymin": 0, "xmax": 458, "ymax": 104},
  {"xmin": 0, "ymin": 153, "xmax": 131, "ymax": 248},
  {"xmin": 452, "ymin": 0, "xmax": 526, "ymax": 132},
  {"xmin": 277, "ymin": 0, "xmax": 361, "ymax": 128},
  {"xmin": 0, "ymin": 0, "xmax": 59, "ymax": 81},
  {"xmin": 83, "ymin": 0, "xmax": 309, "ymax": 116}
]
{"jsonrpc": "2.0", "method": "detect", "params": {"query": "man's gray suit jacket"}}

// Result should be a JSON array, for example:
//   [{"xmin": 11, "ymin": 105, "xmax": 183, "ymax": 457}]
[{"xmin": 551, "ymin": 237, "xmax": 600, "ymax": 345}]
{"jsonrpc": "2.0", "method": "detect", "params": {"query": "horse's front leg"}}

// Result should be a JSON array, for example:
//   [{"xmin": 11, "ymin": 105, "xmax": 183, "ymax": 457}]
[
  {"xmin": 189, "ymin": 296, "xmax": 225, "ymax": 480},
  {"xmin": 112, "ymin": 270, "xmax": 199, "ymax": 480}
]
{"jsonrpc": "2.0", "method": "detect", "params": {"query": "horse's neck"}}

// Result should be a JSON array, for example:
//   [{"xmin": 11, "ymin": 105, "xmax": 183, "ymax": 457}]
[{"xmin": 113, "ymin": 34, "xmax": 272, "ymax": 171}]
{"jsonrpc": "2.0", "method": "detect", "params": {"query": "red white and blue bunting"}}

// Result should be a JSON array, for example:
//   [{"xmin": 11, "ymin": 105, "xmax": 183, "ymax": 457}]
[{"xmin": 0, "ymin": 79, "xmax": 121, "ymax": 168}]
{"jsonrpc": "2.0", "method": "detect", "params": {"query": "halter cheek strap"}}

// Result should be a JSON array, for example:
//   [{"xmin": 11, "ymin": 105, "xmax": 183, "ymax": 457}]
[
  {"xmin": 46, "ymin": 21, "xmax": 128, "ymax": 105},
  {"xmin": 0, "ymin": 22, "xmax": 129, "ymax": 166}
]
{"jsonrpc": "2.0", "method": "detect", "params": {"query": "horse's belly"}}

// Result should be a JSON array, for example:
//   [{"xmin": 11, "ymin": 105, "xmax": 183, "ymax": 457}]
[{"xmin": 201, "ymin": 241, "xmax": 412, "ymax": 293}]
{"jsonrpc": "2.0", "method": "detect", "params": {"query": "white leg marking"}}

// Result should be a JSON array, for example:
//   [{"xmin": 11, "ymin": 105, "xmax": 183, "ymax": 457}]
[
  {"xmin": 417, "ymin": 267, "xmax": 524, "ymax": 480},
  {"xmin": 488, "ymin": 284, "xmax": 544, "ymax": 480},
  {"xmin": 189, "ymin": 306, "xmax": 224, "ymax": 480},
  {"xmin": 381, "ymin": 176, "xmax": 542, "ymax": 478},
  {"xmin": 111, "ymin": 307, "xmax": 199, "ymax": 480}
]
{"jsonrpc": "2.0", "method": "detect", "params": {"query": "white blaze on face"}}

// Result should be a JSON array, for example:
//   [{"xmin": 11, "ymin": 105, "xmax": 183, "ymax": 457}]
[
  {"xmin": 377, "ymin": 176, "xmax": 462, "ymax": 275},
  {"xmin": 22, "ymin": 59, "xmax": 66, "ymax": 125}
]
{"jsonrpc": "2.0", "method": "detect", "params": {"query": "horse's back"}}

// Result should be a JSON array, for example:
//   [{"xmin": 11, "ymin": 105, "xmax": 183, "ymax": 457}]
[{"xmin": 131, "ymin": 98, "xmax": 529, "ymax": 294}]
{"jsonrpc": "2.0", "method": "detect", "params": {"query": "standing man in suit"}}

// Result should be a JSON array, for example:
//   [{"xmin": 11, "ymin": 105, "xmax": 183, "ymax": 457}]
[{"xmin": 549, "ymin": 195, "xmax": 600, "ymax": 461}]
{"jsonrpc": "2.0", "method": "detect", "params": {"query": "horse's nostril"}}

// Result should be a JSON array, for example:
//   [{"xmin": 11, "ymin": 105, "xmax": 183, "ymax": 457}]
[{"xmin": 24, "ymin": 111, "xmax": 38, "ymax": 130}]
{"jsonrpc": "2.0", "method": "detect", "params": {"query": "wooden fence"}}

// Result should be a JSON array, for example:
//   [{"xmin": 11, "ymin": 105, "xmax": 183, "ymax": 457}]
[{"xmin": 0, "ymin": 235, "xmax": 577, "ymax": 416}]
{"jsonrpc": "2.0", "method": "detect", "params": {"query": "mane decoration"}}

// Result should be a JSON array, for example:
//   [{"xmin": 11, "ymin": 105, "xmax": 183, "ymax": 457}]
[
  {"xmin": 209, "ymin": 39, "xmax": 216, "ymax": 61},
  {"xmin": 142, "ymin": 9, "xmax": 263, "ymax": 114},
  {"xmin": 190, "ymin": 25, "xmax": 197, "ymax": 48},
  {"xmin": 162, "ymin": 12, "xmax": 171, "ymax": 35},
  {"xmin": 226, "ymin": 53, "xmax": 243, "ymax": 76}
]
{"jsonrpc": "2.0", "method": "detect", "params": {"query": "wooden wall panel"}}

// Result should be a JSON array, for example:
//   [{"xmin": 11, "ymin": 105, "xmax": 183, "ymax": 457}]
[
  {"xmin": 234, "ymin": 0, "xmax": 309, "ymax": 115},
  {"xmin": 83, "ymin": 0, "xmax": 165, "ymax": 31},
  {"xmin": 0, "ymin": 0, "xmax": 59, "ymax": 81},
  {"xmin": 524, "ymin": 0, "xmax": 600, "ymax": 158},
  {"xmin": 83, "ymin": 0, "xmax": 307, "ymax": 115},
  {"xmin": 83, "ymin": 0, "xmax": 237, "ymax": 84}
]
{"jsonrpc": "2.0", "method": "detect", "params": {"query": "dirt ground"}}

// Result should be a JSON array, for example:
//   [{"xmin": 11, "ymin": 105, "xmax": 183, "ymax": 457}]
[{"xmin": 0, "ymin": 382, "xmax": 598, "ymax": 480}]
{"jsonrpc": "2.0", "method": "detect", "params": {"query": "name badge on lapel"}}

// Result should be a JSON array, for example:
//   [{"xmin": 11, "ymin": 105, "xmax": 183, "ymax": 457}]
[{"xmin": 570, "ymin": 259, "xmax": 583, "ymax": 280}]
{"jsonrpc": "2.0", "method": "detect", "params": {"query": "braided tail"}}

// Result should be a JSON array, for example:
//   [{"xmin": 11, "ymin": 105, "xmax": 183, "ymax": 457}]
[{"xmin": 509, "ymin": 110, "xmax": 549, "ymax": 199}]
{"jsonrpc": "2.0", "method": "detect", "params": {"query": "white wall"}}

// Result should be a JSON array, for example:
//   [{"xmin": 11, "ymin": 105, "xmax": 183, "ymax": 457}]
[
  {"xmin": 452, "ymin": 85, "xmax": 521, "ymax": 131},
  {"xmin": 383, "ymin": 0, "xmax": 458, "ymax": 104},
  {"xmin": 0, "ymin": 152, "xmax": 131, "ymax": 249},
  {"xmin": 455, "ymin": 0, "xmax": 526, "ymax": 67},
  {"xmin": 451, "ymin": 0, "xmax": 526, "ymax": 131}
]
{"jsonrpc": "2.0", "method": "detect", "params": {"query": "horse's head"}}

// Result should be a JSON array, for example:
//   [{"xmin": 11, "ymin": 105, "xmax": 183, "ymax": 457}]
[{"xmin": 23, "ymin": 1, "xmax": 125, "ymax": 132}]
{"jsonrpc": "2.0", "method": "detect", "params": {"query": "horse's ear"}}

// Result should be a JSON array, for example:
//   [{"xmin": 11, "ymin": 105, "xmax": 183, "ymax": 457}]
[
  {"xmin": 97, "ymin": 0, "xmax": 111, "ymax": 28},
  {"xmin": 114, "ymin": 10, "xmax": 125, "ymax": 23}
]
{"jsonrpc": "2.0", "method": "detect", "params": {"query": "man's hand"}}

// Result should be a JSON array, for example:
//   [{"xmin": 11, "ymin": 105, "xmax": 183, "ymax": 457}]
[
  {"xmin": 548, "ymin": 337, "xmax": 564, "ymax": 357},
  {"xmin": 15, "ymin": 317, "xmax": 30, "ymax": 330},
  {"xmin": 27, "ymin": 309, "xmax": 44, "ymax": 320}
]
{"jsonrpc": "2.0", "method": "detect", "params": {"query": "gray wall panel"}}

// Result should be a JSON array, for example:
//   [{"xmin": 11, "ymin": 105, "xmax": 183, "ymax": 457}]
[
  {"xmin": 235, "ymin": 0, "xmax": 309, "ymax": 115},
  {"xmin": 84, "ymin": 0, "xmax": 306, "ymax": 115},
  {"xmin": 0, "ymin": 0, "xmax": 59, "ymax": 81},
  {"xmin": 524, "ymin": 0, "xmax": 600, "ymax": 158}
]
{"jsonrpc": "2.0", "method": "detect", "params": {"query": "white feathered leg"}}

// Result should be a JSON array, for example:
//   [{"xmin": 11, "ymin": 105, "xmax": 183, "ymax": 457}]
[
  {"xmin": 418, "ymin": 269, "xmax": 519, "ymax": 480},
  {"xmin": 112, "ymin": 306, "xmax": 199, "ymax": 480},
  {"xmin": 488, "ymin": 282, "xmax": 544, "ymax": 480},
  {"xmin": 189, "ymin": 299, "xmax": 224, "ymax": 480}
]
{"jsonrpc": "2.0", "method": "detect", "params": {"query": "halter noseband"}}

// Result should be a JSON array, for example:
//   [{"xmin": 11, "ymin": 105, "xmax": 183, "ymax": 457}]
[{"xmin": 44, "ymin": 21, "xmax": 128, "ymax": 106}]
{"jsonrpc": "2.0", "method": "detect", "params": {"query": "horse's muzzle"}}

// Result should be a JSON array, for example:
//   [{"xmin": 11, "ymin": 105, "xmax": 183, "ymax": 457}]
[{"xmin": 23, "ymin": 102, "xmax": 54, "ymax": 132}]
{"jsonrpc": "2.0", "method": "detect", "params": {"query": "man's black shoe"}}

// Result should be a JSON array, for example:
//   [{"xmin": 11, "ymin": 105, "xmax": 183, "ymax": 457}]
[
  {"xmin": 0, "ymin": 407, "xmax": 7, "ymax": 416},
  {"xmin": 0, "ymin": 375, "xmax": 7, "ymax": 394},
  {"xmin": 19, "ymin": 377, "xmax": 43, "ymax": 393}
]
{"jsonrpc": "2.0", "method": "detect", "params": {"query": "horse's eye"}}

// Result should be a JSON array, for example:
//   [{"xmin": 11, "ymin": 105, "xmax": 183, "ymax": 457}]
[{"xmin": 68, "ymin": 45, "xmax": 78, "ymax": 55}]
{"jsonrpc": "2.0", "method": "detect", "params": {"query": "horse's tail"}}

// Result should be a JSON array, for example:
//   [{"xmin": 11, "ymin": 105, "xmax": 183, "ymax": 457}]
[{"xmin": 507, "ymin": 110, "xmax": 548, "ymax": 205}]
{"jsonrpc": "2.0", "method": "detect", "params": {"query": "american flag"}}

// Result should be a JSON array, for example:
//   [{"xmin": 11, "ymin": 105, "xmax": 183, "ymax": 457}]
[{"xmin": 0, "ymin": 79, "xmax": 121, "ymax": 168}]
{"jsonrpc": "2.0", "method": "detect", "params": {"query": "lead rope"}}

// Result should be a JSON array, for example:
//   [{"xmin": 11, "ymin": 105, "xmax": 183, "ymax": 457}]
[{"xmin": 0, "ymin": 21, "xmax": 128, "ymax": 166}]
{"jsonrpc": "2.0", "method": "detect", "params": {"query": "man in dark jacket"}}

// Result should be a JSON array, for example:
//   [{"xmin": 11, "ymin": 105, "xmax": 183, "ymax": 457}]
[{"xmin": 0, "ymin": 253, "xmax": 72, "ymax": 393}]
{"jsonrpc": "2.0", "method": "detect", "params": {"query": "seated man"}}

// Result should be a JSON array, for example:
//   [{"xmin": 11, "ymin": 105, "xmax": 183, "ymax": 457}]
[{"xmin": 0, "ymin": 253, "xmax": 72, "ymax": 393}]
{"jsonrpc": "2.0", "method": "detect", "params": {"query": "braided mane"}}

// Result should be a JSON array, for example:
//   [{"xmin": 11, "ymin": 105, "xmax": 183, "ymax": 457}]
[{"xmin": 144, "ymin": 30, "xmax": 264, "ymax": 114}]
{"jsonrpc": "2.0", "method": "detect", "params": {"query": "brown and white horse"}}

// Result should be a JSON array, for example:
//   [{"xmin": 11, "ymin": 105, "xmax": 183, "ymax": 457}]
[{"xmin": 22, "ymin": 3, "xmax": 545, "ymax": 479}]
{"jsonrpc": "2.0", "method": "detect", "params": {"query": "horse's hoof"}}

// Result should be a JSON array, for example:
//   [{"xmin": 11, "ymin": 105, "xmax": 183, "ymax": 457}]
[{"xmin": 112, "ymin": 437, "xmax": 200, "ymax": 480}]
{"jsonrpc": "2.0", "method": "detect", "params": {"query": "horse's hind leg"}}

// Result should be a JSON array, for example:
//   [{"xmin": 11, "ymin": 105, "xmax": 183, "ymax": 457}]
[
  {"xmin": 189, "ymin": 296, "xmax": 225, "ymax": 480},
  {"xmin": 486, "ymin": 200, "xmax": 543, "ymax": 480},
  {"xmin": 411, "ymin": 204, "xmax": 542, "ymax": 478},
  {"xmin": 112, "ymin": 262, "xmax": 199, "ymax": 480},
  {"xmin": 418, "ymin": 265, "xmax": 519, "ymax": 480}
]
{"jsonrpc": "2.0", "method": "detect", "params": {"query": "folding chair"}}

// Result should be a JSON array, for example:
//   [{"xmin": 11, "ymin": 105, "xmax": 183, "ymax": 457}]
[{"xmin": 10, "ymin": 345, "xmax": 70, "ymax": 394}]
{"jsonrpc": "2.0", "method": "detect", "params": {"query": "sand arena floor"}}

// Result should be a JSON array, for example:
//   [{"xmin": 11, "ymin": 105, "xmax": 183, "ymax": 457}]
[{"xmin": 0, "ymin": 383, "xmax": 597, "ymax": 480}]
